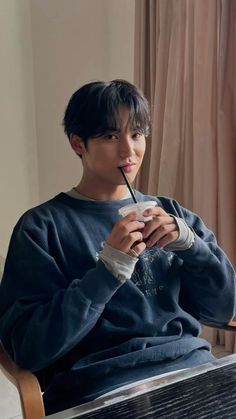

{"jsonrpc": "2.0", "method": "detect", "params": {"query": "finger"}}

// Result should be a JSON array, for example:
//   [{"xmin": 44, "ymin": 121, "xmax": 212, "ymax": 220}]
[
  {"xmin": 107, "ymin": 216, "xmax": 145, "ymax": 250},
  {"xmin": 120, "ymin": 211, "xmax": 138, "ymax": 222},
  {"xmin": 143, "ymin": 206, "xmax": 168, "ymax": 218},
  {"xmin": 131, "ymin": 241, "xmax": 146, "ymax": 256},
  {"xmin": 124, "ymin": 220, "xmax": 145, "ymax": 232},
  {"xmin": 146, "ymin": 224, "xmax": 178, "ymax": 248},
  {"xmin": 142, "ymin": 216, "xmax": 175, "ymax": 239},
  {"xmin": 118, "ymin": 212, "xmax": 145, "ymax": 229},
  {"xmin": 157, "ymin": 231, "xmax": 180, "ymax": 249},
  {"xmin": 116, "ymin": 221, "xmax": 145, "ymax": 242},
  {"xmin": 121, "ymin": 231, "xmax": 144, "ymax": 251}
]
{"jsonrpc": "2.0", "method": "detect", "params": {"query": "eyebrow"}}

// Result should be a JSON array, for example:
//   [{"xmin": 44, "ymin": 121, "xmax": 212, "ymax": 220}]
[{"xmin": 104, "ymin": 125, "xmax": 144, "ymax": 133}]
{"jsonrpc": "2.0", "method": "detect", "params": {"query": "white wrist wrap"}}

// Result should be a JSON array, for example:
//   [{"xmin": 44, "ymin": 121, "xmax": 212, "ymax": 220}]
[
  {"xmin": 98, "ymin": 242, "xmax": 138, "ymax": 282},
  {"xmin": 164, "ymin": 216, "xmax": 195, "ymax": 251}
]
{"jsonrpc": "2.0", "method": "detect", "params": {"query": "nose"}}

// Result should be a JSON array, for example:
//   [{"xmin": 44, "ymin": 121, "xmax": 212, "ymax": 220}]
[{"xmin": 118, "ymin": 135, "xmax": 134, "ymax": 158}]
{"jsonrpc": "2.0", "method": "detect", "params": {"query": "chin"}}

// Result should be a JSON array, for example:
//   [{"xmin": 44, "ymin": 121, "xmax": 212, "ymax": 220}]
[{"xmin": 130, "ymin": 173, "xmax": 138, "ymax": 183}]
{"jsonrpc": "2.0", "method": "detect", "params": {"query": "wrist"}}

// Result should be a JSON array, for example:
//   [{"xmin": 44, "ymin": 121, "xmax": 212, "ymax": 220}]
[
  {"xmin": 98, "ymin": 242, "xmax": 138, "ymax": 282},
  {"xmin": 164, "ymin": 216, "xmax": 195, "ymax": 251}
]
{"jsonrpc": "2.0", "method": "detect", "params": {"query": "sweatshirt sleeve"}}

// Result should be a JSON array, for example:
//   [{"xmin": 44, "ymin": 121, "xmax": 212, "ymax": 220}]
[
  {"xmin": 170, "ymin": 203, "xmax": 236, "ymax": 325},
  {"xmin": 0, "ymin": 217, "xmax": 123, "ymax": 371}
]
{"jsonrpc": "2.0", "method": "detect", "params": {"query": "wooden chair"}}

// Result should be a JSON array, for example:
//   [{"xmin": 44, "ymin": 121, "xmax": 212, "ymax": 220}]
[
  {"xmin": 1, "ymin": 319, "xmax": 236, "ymax": 419},
  {"xmin": 0, "ymin": 342, "xmax": 45, "ymax": 419}
]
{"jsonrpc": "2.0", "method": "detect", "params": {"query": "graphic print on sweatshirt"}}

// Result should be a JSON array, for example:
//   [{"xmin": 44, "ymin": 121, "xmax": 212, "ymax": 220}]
[{"xmin": 131, "ymin": 248, "xmax": 175, "ymax": 297}]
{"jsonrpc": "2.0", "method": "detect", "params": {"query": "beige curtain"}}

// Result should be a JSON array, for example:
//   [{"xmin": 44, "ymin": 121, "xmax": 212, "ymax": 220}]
[{"xmin": 134, "ymin": 0, "xmax": 236, "ymax": 351}]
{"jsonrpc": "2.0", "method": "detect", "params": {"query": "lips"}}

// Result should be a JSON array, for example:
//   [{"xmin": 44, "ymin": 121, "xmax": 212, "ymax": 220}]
[{"xmin": 119, "ymin": 163, "xmax": 136, "ymax": 173}]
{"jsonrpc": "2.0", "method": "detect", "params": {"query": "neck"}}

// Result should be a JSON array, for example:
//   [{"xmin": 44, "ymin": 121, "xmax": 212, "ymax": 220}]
[{"xmin": 75, "ymin": 178, "xmax": 129, "ymax": 201}]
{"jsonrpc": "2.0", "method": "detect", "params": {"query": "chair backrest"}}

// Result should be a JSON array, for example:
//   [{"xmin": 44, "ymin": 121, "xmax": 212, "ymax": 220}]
[{"xmin": 0, "ymin": 342, "xmax": 45, "ymax": 419}]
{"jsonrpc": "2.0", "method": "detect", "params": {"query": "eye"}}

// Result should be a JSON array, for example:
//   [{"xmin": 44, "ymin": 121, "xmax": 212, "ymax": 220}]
[
  {"xmin": 103, "ymin": 133, "xmax": 119, "ymax": 141},
  {"xmin": 132, "ymin": 131, "xmax": 143, "ymax": 140}
]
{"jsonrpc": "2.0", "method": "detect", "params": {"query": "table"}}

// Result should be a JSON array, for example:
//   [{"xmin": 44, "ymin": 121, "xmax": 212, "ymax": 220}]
[{"xmin": 45, "ymin": 354, "xmax": 236, "ymax": 419}]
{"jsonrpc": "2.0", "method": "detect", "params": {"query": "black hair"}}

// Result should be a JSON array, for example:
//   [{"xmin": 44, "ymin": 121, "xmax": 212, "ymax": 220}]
[{"xmin": 62, "ymin": 79, "xmax": 150, "ymax": 147}]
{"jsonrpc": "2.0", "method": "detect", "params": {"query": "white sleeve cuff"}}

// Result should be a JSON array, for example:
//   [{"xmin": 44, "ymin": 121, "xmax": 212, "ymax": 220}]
[
  {"xmin": 164, "ymin": 215, "xmax": 195, "ymax": 252},
  {"xmin": 98, "ymin": 242, "xmax": 138, "ymax": 282}
]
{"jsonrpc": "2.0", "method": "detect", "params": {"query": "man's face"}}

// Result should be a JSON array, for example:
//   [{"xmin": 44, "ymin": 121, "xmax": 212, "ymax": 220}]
[{"xmin": 75, "ymin": 107, "xmax": 146, "ymax": 189}]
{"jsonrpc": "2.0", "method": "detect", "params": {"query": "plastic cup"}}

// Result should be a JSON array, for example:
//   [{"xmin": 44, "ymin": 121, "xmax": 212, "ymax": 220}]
[{"xmin": 118, "ymin": 201, "xmax": 157, "ymax": 222}]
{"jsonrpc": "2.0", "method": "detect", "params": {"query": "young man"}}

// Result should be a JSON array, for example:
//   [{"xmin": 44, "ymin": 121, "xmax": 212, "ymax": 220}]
[{"xmin": 0, "ymin": 80, "xmax": 235, "ymax": 414}]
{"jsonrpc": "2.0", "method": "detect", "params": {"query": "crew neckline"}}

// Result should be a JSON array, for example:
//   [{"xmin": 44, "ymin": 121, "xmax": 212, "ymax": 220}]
[
  {"xmin": 66, "ymin": 188, "xmax": 132, "ymax": 201},
  {"xmin": 54, "ymin": 191, "xmax": 160, "ymax": 211},
  {"xmin": 55, "ymin": 192, "xmax": 136, "ymax": 210}
]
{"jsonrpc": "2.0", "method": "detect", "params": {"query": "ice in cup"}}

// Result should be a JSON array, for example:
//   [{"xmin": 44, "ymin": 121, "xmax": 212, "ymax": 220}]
[{"xmin": 118, "ymin": 201, "xmax": 157, "ymax": 222}]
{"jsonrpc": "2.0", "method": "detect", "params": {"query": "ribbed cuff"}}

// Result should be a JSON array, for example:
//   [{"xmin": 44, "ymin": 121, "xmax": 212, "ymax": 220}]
[
  {"xmin": 98, "ymin": 242, "xmax": 138, "ymax": 282},
  {"xmin": 164, "ymin": 215, "xmax": 195, "ymax": 252}
]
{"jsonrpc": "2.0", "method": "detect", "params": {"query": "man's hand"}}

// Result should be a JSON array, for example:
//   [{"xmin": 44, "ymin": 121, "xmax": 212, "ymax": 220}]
[
  {"xmin": 107, "ymin": 212, "xmax": 146, "ymax": 256},
  {"xmin": 142, "ymin": 207, "xmax": 179, "ymax": 248}
]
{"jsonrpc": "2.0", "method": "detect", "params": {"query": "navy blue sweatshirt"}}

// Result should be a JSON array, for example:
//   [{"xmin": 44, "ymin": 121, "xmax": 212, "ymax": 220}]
[{"xmin": 0, "ymin": 191, "xmax": 235, "ymax": 413}]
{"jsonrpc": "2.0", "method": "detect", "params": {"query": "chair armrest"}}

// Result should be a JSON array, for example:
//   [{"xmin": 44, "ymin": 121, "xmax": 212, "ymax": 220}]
[
  {"xmin": 227, "ymin": 319, "xmax": 236, "ymax": 328},
  {"xmin": 201, "ymin": 318, "xmax": 236, "ymax": 331},
  {"xmin": 0, "ymin": 343, "xmax": 45, "ymax": 419}
]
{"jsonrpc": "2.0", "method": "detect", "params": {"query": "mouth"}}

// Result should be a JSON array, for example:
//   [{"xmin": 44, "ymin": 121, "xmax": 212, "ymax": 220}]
[{"xmin": 118, "ymin": 163, "xmax": 136, "ymax": 173}]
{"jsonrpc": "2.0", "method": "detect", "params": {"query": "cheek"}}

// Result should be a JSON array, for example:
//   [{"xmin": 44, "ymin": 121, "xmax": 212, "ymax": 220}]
[
  {"xmin": 136, "ymin": 142, "xmax": 146, "ymax": 160},
  {"xmin": 88, "ymin": 148, "xmax": 113, "ymax": 169}
]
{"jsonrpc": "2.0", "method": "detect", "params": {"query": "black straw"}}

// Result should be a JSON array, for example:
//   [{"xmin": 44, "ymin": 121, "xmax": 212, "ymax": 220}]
[{"xmin": 119, "ymin": 167, "xmax": 137, "ymax": 203}]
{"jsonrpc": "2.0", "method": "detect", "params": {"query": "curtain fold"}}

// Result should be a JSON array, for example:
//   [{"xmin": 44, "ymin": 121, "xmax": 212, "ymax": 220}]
[{"xmin": 134, "ymin": 0, "xmax": 236, "ymax": 351}]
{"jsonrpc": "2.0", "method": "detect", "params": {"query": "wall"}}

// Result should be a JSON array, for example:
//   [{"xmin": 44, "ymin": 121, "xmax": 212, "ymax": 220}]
[
  {"xmin": 0, "ymin": 0, "xmax": 38, "ymax": 258},
  {"xmin": 107, "ymin": 0, "xmax": 135, "ymax": 79},
  {"xmin": 0, "ymin": 0, "xmax": 135, "ymax": 258},
  {"xmin": 30, "ymin": 0, "xmax": 135, "ymax": 202}
]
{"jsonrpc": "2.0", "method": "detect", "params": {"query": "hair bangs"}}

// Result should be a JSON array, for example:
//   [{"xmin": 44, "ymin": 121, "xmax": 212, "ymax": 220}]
[
  {"xmin": 63, "ymin": 79, "xmax": 150, "ymax": 143},
  {"xmin": 90, "ymin": 83, "xmax": 150, "ymax": 138}
]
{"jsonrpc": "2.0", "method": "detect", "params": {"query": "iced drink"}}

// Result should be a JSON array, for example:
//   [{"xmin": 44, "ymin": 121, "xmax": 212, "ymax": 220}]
[{"xmin": 118, "ymin": 201, "xmax": 157, "ymax": 222}]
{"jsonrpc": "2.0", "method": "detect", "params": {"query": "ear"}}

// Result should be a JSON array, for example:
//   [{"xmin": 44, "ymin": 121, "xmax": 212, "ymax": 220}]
[{"xmin": 69, "ymin": 134, "xmax": 86, "ymax": 157}]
